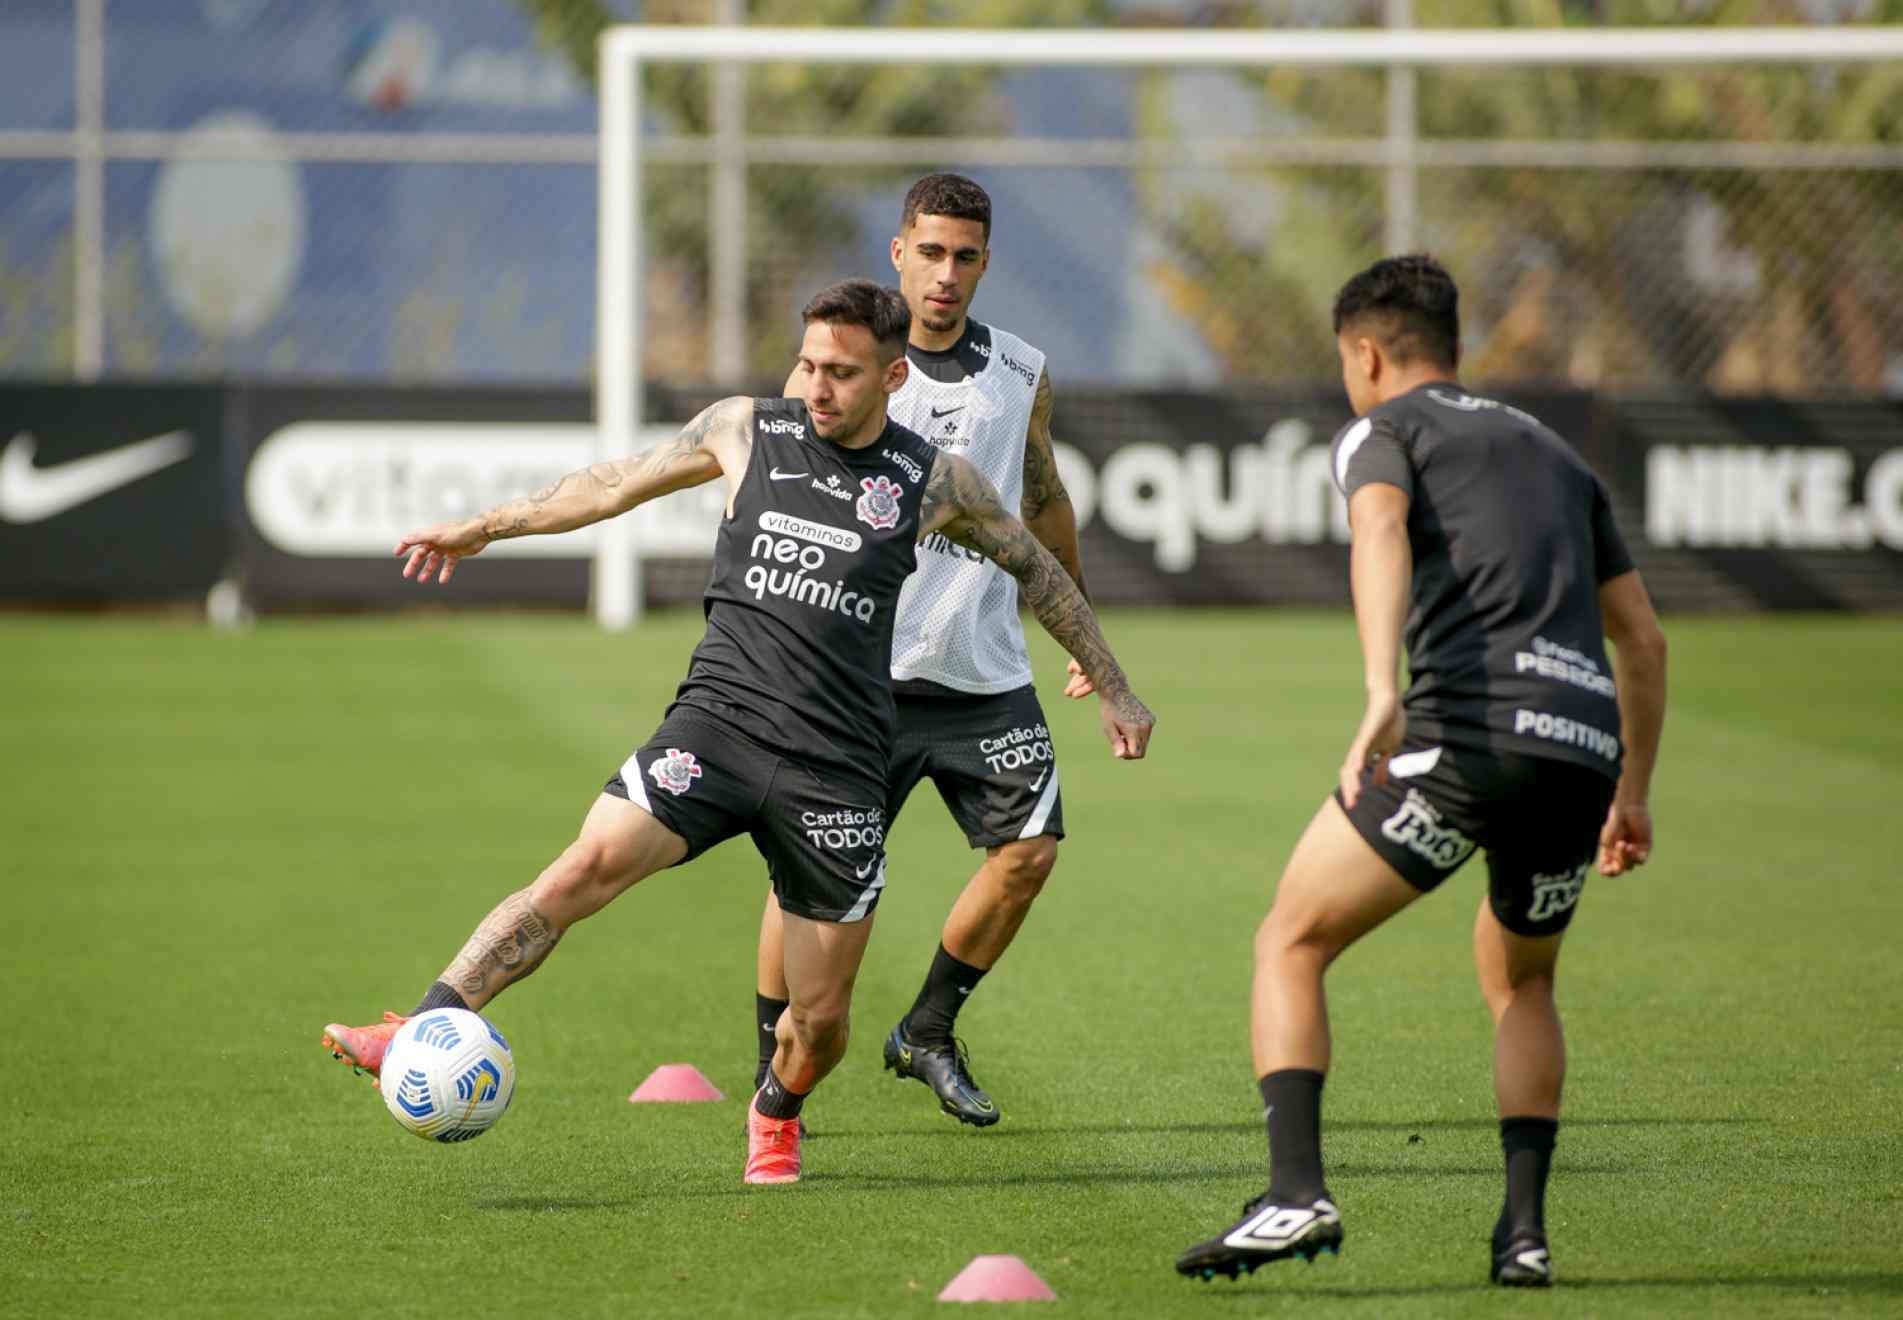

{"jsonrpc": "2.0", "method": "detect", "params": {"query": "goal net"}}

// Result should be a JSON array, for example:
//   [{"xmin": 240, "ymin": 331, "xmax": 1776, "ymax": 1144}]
[{"xmin": 595, "ymin": 23, "xmax": 1903, "ymax": 627}]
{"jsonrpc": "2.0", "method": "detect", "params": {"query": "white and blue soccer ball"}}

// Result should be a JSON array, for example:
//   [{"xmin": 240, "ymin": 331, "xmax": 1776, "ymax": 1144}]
[{"xmin": 379, "ymin": 1008, "xmax": 516, "ymax": 1143}]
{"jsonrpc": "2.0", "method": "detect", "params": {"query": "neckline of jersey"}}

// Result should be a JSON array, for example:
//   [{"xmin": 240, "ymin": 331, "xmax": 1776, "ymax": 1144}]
[
  {"xmin": 794, "ymin": 415, "xmax": 897, "ymax": 465},
  {"xmin": 905, "ymin": 319, "xmax": 992, "ymax": 388},
  {"xmin": 1393, "ymin": 378, "xmax": 1465, "ymax": 405}
]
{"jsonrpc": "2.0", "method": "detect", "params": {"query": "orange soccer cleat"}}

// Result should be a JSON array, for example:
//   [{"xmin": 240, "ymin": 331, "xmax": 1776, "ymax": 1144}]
[
  {"xmin": 744, "ymin": 1098, "xmax": 804, "ymax": 1184},
  {"xmin": 321, "ymin": 1012, "xmax": 408, "ymax": 1081}
]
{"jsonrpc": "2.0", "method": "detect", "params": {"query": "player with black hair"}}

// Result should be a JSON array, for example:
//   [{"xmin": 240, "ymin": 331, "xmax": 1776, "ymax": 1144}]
[
  {"xmin": 1177, "ymin": 254, "xmax": 1667, "ymax": 1287},
  {"xmin": 320, "ymin": 279, "xmax": 1154, "ymax": 1186},
  {"xmin": 751, "ymin": 173, "xmax": 1096, "ymax": 1129}
]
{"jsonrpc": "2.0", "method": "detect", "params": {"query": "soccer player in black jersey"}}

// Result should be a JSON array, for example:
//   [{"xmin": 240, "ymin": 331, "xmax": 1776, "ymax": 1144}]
[
  {"xmin": 751, "ymin": 174, "xmax": 1094, "ymax": 1130},
  {"xmin": 319, "ymin": 281, "xmax": 1154, "ymax": 1185},
  {"xmin": 1176, "ymin": 256, "xmax": 1667, "ymax": 1286}
]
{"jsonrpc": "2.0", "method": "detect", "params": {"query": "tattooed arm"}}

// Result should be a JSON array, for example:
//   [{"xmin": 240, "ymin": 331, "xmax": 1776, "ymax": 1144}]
[
  {"xmin": 920, "ymin": 450, "xmax": 1154, "ymax": 760},
  {"xmin": 1018, "ymin": 366, "xmax": 1102, "ymax": 699},
  {"xmin": 1019, "ymin": 367, "xmax": 1087, "ymax": 597},
  {"xmin": 394, "ymin": 396, "xmax": 755, "ymax": 585}
]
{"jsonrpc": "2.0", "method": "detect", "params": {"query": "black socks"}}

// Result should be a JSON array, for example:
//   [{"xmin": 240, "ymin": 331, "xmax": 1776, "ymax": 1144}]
[
  {"xmin": 754, "ymin": 994, "xmax": 788, "ymax": 1089},
  {"xmin": 1496, "ymin": 1116, "xmax": 1558, "ymax": 1246},
  {"xmin": 1259, "ymin": 1068, "xmax": 1327, "ymax": 1204},
  {"xmin": 410, "ymin": 981, "xmax": 470, "ymax": 1017},
  {"xmin": 754, "ymin": 1064, "xmax": 808, "ymax": 1120},
  {"xmin": 903, "ymin": 944, "xmax": 988, "ymax": 1046}
]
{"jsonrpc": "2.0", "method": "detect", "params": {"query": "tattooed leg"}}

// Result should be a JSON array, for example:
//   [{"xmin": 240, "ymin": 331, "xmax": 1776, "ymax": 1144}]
[
  {"xmin": 439, "ymin": 890, "xmax": 563, "ymax": 1011},
  {"xmin": 432, "ymin": 793, "xmax": 687, "ymax": 1011}
]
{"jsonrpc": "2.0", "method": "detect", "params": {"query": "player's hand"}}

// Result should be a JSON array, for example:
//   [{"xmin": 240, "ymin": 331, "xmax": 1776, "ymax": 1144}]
[
  {"xmin": 1597, "ymin": 800, "xmax": 1653, "ymax": 876},
  {"xmin": 395, "ymin": 520, "xmax": 490, "ymax": 585},
  {"xmin": 1338, "ymin": 691, "xmax": 1405, "ymax": 809},
  {"xmin": 1062, "ymin": 657, "xmax": 1096, "ymax": 700},
  {"xmin": 1099, "ymin": 690, "xmax": 1154, "ymax": 760}
]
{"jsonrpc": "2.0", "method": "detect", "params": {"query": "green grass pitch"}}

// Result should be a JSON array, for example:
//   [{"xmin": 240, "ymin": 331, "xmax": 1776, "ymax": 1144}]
[{"xmin": 2, "ymin": 608, "xmax": 1899, "ymax": 1318}]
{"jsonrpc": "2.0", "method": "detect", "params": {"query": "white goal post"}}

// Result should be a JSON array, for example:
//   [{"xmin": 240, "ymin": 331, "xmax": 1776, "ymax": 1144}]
[{"xmin": 595, "ymin": 23, "xmax": 1903, "ymax": 629}]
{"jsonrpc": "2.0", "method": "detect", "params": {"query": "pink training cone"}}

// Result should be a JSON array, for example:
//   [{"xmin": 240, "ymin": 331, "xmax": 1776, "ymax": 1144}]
[
  {"xmin": 628, "ymin": 1064, "xmax": 726, "ymax": 1103},
  {"xmin": 937, "ymin": 1255, "xmax": 1056, "ymax": 1303}
]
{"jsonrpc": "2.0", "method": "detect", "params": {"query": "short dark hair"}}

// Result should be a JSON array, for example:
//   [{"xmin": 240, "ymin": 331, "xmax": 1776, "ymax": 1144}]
[
  {"xmin": 900, "ymin": 172, "xmax": 992, "ymax": 241},
  {"xmin": 801, "ymin": 279, "xmax": 911, "ymax": 362},
  {"xmin": 1332, "ymin": 254, "xmax": 1461, "ymax": 368}
]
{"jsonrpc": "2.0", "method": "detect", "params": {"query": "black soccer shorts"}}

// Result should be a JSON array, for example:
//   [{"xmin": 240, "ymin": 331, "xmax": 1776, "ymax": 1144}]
[
  {"xmin": 1336, "ymin": 741, "xmax": 1615, "ymax": 937},
  {"xmin": 887, "ymin": 684, "xmax": 1066, "ymax": 849},
  {"xmin": 603, "ymin": 711, "xmax": 890, "ymax": 924}
]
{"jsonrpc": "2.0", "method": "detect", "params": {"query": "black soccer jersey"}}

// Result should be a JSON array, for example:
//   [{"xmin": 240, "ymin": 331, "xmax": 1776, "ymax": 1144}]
[
  {"xmin": 1330, "ymin": 383, "xmax": 1635, "ymax": 779},
  {"xmin": 669, "ymin": 398, "xmax": 940, "ymax": 781}
]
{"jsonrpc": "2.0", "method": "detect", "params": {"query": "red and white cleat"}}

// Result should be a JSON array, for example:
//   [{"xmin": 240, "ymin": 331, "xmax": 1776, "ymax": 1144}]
[
  {"xmin": 744, "ymin": 1097, "xmax": 804, "ymax": 1184},
  {"xmin": 320, "ymin": 1012, "xmax": 408, "ymax": 1081}
]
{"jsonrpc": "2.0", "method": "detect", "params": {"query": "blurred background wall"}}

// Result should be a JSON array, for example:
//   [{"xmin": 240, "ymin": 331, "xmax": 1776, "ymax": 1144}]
[
  {"xmin": 6, "ymin": 0, "xmax": 1900, "ymax": 393},
  {"xmin": 3, "ymin": 1, "xmax": 1900, "ymax": 614}
]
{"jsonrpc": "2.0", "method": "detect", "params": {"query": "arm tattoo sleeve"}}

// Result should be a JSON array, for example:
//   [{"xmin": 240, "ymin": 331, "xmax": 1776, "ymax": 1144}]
[
  {"xmin": 1018, "ymin": 369, "xmax": 1068, "ymax": 524},
  {"xmin": 440, "ymin": 889, "xmax": 563, "ymax": 1007},
  {"xmin": 479, "ymin": 397, "xmax": 746, "ymax": 541},
  {"xmin": 1017, "ymin": 369, "xmax": 1089, "ymax": 598},
  {"xmin": 928, "ymin": 454, "xmax": 1137, "ymax": 711}
]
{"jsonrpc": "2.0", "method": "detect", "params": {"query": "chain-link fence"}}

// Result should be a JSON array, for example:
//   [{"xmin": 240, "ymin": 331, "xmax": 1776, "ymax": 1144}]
[{"xmin": 4, "ymin": 1, "xmax": 1901, "ymax": 394}]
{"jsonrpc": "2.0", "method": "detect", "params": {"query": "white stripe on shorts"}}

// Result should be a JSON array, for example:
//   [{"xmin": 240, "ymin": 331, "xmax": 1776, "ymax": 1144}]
[
  {"xmin": 1018, "ymin": 766, "xmax": 1061, "ymax": 840},
  {"xmin": 840, "ymin": 855, "xmax": 887, "ymax": 924},
  {"xmin": 618, "ymin": 752, "xmax": 653, "ymax": 812}
]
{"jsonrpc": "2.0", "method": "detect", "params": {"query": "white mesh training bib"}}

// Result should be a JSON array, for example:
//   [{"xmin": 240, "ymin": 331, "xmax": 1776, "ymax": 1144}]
[{"xmin": 889, "ymin": 323, "xmax": 1046, "ymax": 694}]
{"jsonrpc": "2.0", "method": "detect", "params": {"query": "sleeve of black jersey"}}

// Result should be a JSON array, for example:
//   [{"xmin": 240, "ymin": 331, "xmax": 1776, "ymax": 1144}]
[
  {"xmin": 1331, "ymin": 415, "xmax": 1413, "ymax": 500},
  {"xmin": 1590, "ymin": 477, "xmax": 1636, "ymax": 583}
]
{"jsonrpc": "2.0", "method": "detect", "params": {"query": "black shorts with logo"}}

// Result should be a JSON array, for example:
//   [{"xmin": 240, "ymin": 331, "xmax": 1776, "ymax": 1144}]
[
  {"xmin": 1335, "ymin": 741, "xmax": 1615, "ymax": 937},
  {"xmin": 603, "ymin": 711, "xmax": 889, "ymax": 924},
  {"xmin": 888, "ymin": 684, "xmax": 1065, "ymax": 849}
]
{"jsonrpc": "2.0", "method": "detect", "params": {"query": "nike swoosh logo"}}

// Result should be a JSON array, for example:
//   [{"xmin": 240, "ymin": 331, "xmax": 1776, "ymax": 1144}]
[
  {"xmin": 769, "ymin": 467, "xmax": 809, "ymax": 481},
  {"xmin": 929, "ymin": 405, "xmax": 964, "ymax": 419},
  {"xmin": 1027, "ymin": 768, "xmax": 1049, "ymax": 793},
  {"xmin": 854, "ymin": 858, "xmax": 879, "ymax": 879},
  {"xmin": 0, "ymin": 430, "xmax": 193, "ymax": 524}
]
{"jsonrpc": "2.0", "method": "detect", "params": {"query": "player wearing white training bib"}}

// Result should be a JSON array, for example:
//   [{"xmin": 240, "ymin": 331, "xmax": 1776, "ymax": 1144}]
[
  {"xmin": 752, "ymin": 174, "xmax": 1094, "ymax": 1128},
  {"xmin": 889, "ymin": 319, "xmax": 1044, "ymax": 694}
]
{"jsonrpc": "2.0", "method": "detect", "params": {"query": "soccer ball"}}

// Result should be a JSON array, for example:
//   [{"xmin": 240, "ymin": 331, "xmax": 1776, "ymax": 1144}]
[{"xmin": 378, "ymin": 1008, "xmax": 516, "ymax": 1142}]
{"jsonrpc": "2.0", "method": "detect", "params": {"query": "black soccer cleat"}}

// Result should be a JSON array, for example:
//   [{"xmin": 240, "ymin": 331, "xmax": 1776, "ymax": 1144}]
[
  {"xmin": 1491, "ymin": 1230, "xmax": 1554, "ymax": 1287},
  {"xmin": 1175, "ymin": 1192, "xmax": 1342, "ymax": 1281},
  {"xmin": 881, "ymin": 1022, "xmax": 1000, "ymax": 1127}
]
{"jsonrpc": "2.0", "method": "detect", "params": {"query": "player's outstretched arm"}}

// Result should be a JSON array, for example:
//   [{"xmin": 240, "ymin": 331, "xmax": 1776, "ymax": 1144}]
[
  {"xmin": 920, "ymin": 450, "xmax": 1154, "ymax": 759},
  {"xmin": 394, "ymin": 397, "xmax": 753, "ymax": 584},
  {"xmin": 1597, "ymin": 569, "xmax": 1668, "ymax": 876}
]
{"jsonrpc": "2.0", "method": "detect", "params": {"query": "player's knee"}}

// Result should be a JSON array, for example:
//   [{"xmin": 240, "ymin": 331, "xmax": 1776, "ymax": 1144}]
[
  {"xmin": 1504, "ymin": 964, "xmax": 1557, "ymax": 998},
  {"xmin": 536, "ymin": 835, "xmax": 635, "ymax": 910},
  {"xmin": 786, "ymin": 999, "xmax": 850, "ymax": 1055},
  {"xmin": 990, "ymin": 838, "xmax": 1057, "ymax": 905},
  {"xmin": 1482, "ymin": 961, "xmax": 1557, "ymax": 1016},
  {"xmin": 1255, "ymin": 905, "xmax": 1337, "ymax": 966}
]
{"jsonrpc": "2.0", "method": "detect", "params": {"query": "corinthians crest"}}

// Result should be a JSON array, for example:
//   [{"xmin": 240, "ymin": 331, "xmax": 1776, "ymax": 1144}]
[
  {"xmin": 648, "ymin": 747, "xmax": 703, "ymax": 796},
  {"xmin": 856, "ymin": 474, "xmax": 903, "ymax": 531}
]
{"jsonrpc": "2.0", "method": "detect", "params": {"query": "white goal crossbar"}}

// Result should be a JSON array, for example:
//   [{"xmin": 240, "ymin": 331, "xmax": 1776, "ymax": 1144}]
[{"xmin": 595, "ymin": 23, "xmax": 1903, "ymax": 628}]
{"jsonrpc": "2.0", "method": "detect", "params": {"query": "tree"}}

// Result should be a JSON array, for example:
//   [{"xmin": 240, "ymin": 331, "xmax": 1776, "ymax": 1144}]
[{"xmin": 1139, "ymin": 0, "xmax": 1903, "ymax": 393}]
